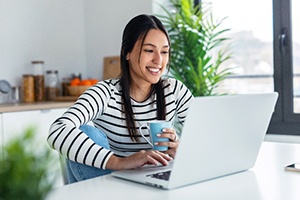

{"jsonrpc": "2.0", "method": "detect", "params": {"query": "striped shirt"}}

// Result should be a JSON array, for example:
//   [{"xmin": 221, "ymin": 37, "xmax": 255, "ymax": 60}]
[{"xmin": 47, "ymin": 77, "xmax": 193, "ymax": 169}]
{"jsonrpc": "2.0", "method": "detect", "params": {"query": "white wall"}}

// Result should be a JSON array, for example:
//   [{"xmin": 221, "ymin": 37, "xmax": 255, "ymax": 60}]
[
  {"xmin": 152, "ymin": 0, "xmax": 171, "ymax": 15},
  {"xmin": 0, "ymin": 0, "xmax": 86, "ymax": 87},
  {"xmin": 84, "ymin": 0, "xmax": 153, "ymax": 79},
  {"xmin": 0, "ymin": 0, "xmax": 153, "ymax": 87}
]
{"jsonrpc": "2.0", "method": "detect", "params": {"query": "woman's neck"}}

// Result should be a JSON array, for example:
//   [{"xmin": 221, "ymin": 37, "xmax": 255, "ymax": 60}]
[{"xmin": 130, "ymin": 81, "xmax": 153, "ymax": 102}]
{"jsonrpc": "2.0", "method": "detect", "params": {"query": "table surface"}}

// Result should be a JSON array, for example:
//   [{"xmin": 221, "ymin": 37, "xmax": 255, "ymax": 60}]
[{"xmin": 46, "ymin": 141, "xmax": 300, "ymax": 200}]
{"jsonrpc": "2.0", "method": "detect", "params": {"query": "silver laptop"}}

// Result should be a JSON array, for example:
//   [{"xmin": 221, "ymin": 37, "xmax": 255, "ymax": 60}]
[{"xmin": 112, "ymin": 92, "xmax": 278, "ymax": 189}]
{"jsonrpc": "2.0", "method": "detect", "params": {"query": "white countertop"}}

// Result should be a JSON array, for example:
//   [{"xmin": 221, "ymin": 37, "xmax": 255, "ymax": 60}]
[
  {"xmin": 0, "ymin": 101, "xmax": 74, "ymax": 113},
  {"xmin": 46, "ymin": 142, "xmax": 300, "ymax": 200}
]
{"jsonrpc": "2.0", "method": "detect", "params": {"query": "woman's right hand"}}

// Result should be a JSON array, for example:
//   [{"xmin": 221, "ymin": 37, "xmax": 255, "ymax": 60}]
[{"xmin": 106, "ymin": 150, "xmax": 173, "ymax": 170}]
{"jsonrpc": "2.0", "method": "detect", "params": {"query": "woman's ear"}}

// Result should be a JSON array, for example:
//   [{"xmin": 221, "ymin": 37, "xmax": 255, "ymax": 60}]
[{"xmin": 126, "ymin": 53, "xmax": 130, "ymax": 60}]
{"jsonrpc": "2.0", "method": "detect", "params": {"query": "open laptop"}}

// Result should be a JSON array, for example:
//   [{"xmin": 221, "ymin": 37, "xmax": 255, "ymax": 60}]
[{"xmin": 112, "ymin": 92, "xmax": 278, "ymax": 189}]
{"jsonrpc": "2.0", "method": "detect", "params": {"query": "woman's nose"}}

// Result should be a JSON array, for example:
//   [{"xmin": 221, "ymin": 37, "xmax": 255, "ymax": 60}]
[{"xmin": 153, "ymin": 52, "xmax": 162, "ymax": 65}]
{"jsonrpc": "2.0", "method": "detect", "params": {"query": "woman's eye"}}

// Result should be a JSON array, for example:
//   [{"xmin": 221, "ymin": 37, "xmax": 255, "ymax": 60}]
[
  {"xmin": 161, "ymin": 51, "xmax": 169, "ymax": 55},
  {"xmin": 144, "ymin": 49, "xmax": 153, "ymax": 53}
]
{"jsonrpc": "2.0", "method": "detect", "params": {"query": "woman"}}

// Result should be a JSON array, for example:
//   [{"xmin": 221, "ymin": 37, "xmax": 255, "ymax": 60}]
[{"xmin": 47, "ymin": 14, "xmax": 193, "ymax": 183}]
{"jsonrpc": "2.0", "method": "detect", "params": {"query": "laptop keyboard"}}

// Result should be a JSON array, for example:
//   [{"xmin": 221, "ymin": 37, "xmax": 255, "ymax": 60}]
[{"xmin": 146, "ymin": 170, "xmax": 171, "ymax": 181}]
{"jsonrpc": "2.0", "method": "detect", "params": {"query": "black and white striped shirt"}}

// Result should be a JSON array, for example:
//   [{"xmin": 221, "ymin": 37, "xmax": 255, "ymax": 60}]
[{"xmin": 47, "ymin": 78, "xmax": 193, "ymax": 169}]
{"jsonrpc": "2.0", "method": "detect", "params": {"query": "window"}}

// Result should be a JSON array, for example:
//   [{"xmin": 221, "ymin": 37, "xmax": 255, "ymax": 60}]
[
  {"xmin": 292, "ymin": 0, "xmax": 300, "ymax": 113},
  {"xmin": 205, "ymin": 0, "xmax": 299, "ymax": 135}
]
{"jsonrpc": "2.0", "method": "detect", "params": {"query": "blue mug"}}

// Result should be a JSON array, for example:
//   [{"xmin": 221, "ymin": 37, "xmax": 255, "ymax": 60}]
[{"xmin": 139, "ymin": 120, "xmax": 172, "ymax": 151}]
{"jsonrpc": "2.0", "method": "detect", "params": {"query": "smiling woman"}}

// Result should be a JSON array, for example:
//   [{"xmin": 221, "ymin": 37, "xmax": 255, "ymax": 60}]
[
  {"xmin": 127, "ymin": 29, "xmax": 170, "ymax": 102},
  {"xmin": 47, "ymin": 14, "xmax": 194, "ymax": 184}
]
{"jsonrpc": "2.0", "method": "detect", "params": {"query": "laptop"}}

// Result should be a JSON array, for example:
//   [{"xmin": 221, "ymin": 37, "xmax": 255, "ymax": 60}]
[{"xmin": 112, "ymin": 92, "xmax": 278, "ymax": 189}]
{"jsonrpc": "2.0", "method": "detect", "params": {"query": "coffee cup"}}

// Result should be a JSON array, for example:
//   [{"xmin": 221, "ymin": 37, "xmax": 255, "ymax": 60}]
[{"xmin": 139, "ymin": 120, "xmax": 172, "ymax": 151}]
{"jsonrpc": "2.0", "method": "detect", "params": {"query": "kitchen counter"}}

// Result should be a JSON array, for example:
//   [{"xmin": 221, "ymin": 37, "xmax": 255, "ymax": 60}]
[{"xmin": 0, "ymin": 101, "xmax": 74, "ymax": 113}]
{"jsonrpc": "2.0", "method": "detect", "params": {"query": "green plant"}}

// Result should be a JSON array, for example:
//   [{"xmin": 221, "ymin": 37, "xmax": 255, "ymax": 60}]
[
  {"xmin": 158, "ymin": 0, "xmax": 233, "ymax": 96},
  {"xmin": 0, "ymin": 127, "xmax": 55, "ymax": 200}
]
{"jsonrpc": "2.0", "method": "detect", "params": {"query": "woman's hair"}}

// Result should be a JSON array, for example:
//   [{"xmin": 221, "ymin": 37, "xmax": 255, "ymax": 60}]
[{"xmin": 120, "ymin": 14, "xmax": 171, "ymax": 142}]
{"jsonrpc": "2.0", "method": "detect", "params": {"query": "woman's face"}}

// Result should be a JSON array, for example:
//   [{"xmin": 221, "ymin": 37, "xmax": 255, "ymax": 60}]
[{"xmin": 127, "ymin": 29, "xmax": 170, "ymax": 87}]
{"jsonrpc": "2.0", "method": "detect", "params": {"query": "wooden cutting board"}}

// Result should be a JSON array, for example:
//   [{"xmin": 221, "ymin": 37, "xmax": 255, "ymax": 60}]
[{"xmin": 103, "ymin": 56, "xmax": 121, "ymax": 80}]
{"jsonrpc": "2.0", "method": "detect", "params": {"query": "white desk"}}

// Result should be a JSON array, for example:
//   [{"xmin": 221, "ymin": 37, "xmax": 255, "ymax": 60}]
[{"xmin": 46, "ymin": 142, "xmax": 300, "ymax": 200}]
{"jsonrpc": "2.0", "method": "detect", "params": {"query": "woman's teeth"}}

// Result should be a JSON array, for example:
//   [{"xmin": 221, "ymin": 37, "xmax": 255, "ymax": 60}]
[{"xmin": 147, "ymin": 67, "xmax": 160, "ymax": 73}]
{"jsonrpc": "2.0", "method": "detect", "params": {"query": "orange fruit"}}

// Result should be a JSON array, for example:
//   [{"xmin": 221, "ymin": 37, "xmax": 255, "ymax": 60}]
[
  {"xmin": 90, "ymin": 79, "xmax": 99, "ymax": 85},
  {"xmin": 70, "ymin": 78, "xmax": 81, "ymax": 86},
  {"xmin": 80, "ymin": 79, "xmax": 92, "ymax": 86}
]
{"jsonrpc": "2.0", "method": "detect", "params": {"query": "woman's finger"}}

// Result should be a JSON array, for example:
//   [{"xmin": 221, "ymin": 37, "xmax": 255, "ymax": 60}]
[{"xmin": 161, "ymin": 128, "xmax": 178, "ymax": 141}]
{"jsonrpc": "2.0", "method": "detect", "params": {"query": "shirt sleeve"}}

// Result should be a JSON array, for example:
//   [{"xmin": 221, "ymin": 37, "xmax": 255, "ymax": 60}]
[{"xmin": 47, "ymin": 81, "xmax": 114, "ymax": 169}]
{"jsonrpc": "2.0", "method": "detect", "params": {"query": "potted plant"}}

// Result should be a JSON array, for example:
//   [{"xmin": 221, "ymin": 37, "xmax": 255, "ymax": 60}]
[
  {"xmin": 158, "ymin": 0, "xmax": 233, "ymax": 96},
  {"xmin": 0, "ymin": 127, "xmax": 56, "ymax": 200}
]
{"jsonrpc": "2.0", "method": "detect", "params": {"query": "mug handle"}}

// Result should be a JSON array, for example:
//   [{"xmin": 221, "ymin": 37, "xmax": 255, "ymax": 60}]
[{"xmin": 139, "ymin": 124, "xmax": 153, "ymax": 147}]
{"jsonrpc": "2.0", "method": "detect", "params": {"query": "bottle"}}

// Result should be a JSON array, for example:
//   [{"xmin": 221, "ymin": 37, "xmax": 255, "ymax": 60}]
[
  {"xmin": 45, "ymin": 70, "xmax": 60, "ymax": 101},
  {"xmin": 32, "ymin": 60, "xmax": 45, "ymax": 101}
]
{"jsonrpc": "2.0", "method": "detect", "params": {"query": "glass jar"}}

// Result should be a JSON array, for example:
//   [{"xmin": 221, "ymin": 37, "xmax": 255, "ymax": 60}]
[
  {"xmin": 32, "ymin": 60, "xmax": 45, "ymax": 101},
  {"xmin": 22, "ymin": 74, "xmax": 35, "ymax": 102},
  {"xmin": 45, "ymin": 70, "xmax": 60, "ymax": 101},
  {"xmin": 11, "ymin": 86, "xmax": 21, "ymax": 103},
  {"xmin": 61, "ymin": 77, "xmax": 71, "ymax": 96}
]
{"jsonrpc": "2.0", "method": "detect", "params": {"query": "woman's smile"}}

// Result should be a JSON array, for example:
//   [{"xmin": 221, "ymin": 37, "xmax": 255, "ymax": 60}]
[{"xmin": 146, "ymin": 66, "xmax": 162, "ymax": 75}]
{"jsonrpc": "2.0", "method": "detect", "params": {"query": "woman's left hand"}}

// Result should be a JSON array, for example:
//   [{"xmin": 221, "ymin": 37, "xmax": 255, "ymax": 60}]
[{"xmin": 156, "ymin": 128, "xmax": 179, "ymax": 158}]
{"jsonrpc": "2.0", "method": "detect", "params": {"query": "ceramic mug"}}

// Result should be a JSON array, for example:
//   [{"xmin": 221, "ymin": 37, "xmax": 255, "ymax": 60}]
[{"xmin": 139, "ymin": 120, "xmax": 172, "ymax": 151}]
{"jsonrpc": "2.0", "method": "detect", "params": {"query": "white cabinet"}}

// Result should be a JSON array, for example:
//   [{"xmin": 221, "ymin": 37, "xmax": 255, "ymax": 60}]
[
  {"xmin": 2, "ymin": 108, "xmax": 66, "ymax": 144},
  {"xmin": 0, "ymin": 107, "xmax": 68, "ymax": 187}
]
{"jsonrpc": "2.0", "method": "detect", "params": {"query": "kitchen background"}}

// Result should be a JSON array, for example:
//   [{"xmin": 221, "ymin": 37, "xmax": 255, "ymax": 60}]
[{"xmin": 0, "ymin": 0, "xmax": 165, "ymax": 102}]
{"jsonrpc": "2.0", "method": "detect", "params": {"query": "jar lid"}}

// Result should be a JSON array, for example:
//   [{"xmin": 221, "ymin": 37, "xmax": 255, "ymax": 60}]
[
  {"xmin": 32, "ymin": 60, "xmax": 44, "ymax": 64},
  {"xmin": 46, "ymin": 70, "xmax": 58, "ymax": 74}
]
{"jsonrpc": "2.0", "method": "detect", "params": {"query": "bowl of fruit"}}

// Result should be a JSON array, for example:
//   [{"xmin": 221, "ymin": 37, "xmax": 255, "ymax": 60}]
[{"xmin": 67, "ymin": 78, "xmax": 99, "ymax": 96}]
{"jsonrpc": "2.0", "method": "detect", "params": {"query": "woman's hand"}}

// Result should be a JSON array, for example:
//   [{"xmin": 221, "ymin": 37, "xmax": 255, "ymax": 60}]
[
  {"xmin": 157, "ymin": 128, "xmax": 179, "ymax": 158},
  {"xmin": 106, "ymin": 128, "xmax": 179, "ymax": 171},
  {"xmin": 106, "ymin": 150, "xmax": 173, "ymax": 170}
]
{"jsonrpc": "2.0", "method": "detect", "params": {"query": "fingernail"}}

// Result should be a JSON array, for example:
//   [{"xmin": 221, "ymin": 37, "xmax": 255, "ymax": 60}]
[
  {"xmin": 156, "ymin": 134, "xmax": 161, "ymax": 137},
  {"xmin": 154, "ymin": 142, "xmax": 158, "ymax": 145},
  {"xmin": 162, "ymin": 129, "xmax": 167, "ymax": 132}
]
